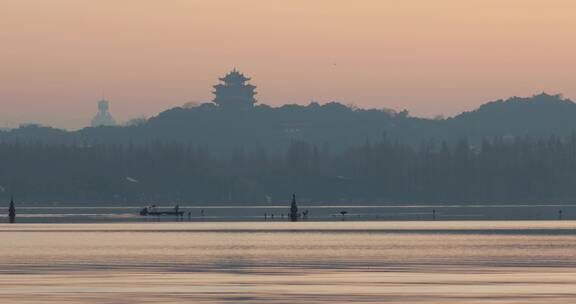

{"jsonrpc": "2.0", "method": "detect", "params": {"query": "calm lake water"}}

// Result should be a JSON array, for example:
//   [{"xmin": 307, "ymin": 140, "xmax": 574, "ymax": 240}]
[
  {"xmin": 3, "ymin": 202, "xmax": 575, "ymax": 222},
  {"xmin": 1, "ymin": 221, "xmax": 576, "ymax": 303}
]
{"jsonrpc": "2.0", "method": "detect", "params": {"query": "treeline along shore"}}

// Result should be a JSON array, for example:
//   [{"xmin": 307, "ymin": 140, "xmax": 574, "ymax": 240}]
[{"xmin": 2, "ymin": 133, "xmax": 576, "ymax": 203}]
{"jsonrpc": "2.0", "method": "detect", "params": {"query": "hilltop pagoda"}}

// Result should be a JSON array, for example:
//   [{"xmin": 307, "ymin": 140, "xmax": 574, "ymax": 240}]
[{"xmin": 213, "ymin": 69, "xmax": 257, "ymax": 109}]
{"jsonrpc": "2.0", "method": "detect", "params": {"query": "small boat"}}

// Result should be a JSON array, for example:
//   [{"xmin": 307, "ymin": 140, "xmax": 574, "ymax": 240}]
[{"xmin": 139, "ymin": 205, "xmax": 183, "ymax": 216}]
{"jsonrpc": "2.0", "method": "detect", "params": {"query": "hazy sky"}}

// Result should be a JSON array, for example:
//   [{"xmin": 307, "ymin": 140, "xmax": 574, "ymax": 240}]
[{"xmin": 1, "ymin": 0, "xmax": 575, "ymax": 129}]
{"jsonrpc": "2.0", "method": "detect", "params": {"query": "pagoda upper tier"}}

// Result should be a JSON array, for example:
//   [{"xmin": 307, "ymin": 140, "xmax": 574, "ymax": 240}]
[{"xmin": 213, "ymin": 69, "xmax": 257, "ymax": 109}]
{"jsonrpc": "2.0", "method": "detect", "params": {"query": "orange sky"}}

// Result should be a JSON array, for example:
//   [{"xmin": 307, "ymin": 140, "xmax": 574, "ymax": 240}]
[{"xmin": 1, "ymin": 0, "xmax": 575, "ymax": 129}]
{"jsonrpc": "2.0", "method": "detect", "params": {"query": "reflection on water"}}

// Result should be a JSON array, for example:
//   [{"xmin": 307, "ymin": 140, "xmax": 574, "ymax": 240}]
[{"xmin": 1, "ymin": 221, "xmax": 576, "ymax": 303}]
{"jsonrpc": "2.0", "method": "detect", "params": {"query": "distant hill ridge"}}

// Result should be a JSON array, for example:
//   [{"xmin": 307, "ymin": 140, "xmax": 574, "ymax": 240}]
[
  {"xmin": 445, "ymin": 93, "xmax": 576, "ymax": 139},
  {"xmin": 2, "ymin": 93, "xmax": 576, "ymax": 152}
]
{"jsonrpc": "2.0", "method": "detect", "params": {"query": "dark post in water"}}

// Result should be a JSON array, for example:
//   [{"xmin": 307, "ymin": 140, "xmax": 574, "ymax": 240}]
[
  {"xmin": 8, "ymin": 196, "xmax": 16, "ymax": 224},
  {"xmin": 290, "ymin": 194, "xmax": 298, "ymax": 222}
]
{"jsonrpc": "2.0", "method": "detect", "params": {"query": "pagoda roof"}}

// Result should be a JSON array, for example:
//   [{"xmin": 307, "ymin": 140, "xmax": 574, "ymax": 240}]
[{"xmin": 219, "ymin": 69, "xmax": 251, "ymax": 83}]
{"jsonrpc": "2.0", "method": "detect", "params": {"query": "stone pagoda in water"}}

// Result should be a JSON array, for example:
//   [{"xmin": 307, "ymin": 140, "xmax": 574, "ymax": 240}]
[
  {"xmin": 8, "ymin": 196, "xmax": 15, "ymax": 223},
  {"xmin": 213, "ymin": 69, "xmax": 257, "ymax": 110},
  {"xmin": 290, "ymin": 194, "xmax": 299, "ymax": 222},
  {"xmin": 91, "ymin": 99, "xmax": 117, "ymax": 127}
]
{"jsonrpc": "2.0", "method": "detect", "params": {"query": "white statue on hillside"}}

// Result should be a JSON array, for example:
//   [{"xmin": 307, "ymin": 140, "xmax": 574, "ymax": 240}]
[{"xmin": 91, "ymin": 99, "xmax": 117, "ymax": 127}]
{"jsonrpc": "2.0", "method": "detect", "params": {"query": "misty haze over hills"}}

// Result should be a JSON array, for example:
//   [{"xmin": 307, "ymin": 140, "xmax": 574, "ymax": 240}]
[
  {"xmin": 2, "ymin": 92, "xmax": 575, "ymax": 153},
  {"xmin": 2, "ymin": 71, "xmax": 576, "ymax": 203},
  {"xmin": 3, "ymin": 92, "xmax": 576, "ymax": 203}
]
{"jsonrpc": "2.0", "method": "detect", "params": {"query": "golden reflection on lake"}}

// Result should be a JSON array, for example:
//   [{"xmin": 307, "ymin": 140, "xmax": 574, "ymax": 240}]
[{"xmin": 1, "ymin": 221, "xmax": 576, "ymax": 303}]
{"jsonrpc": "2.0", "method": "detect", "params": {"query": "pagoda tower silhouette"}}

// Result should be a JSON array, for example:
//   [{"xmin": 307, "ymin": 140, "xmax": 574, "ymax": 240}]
[{"xmin": 213, "ymin": 69, "xmax": 257, "ymax": 109}]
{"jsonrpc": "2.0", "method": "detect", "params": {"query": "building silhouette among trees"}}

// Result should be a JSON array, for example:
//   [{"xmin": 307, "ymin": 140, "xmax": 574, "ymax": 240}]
[
  {"xmin": 213, "ymin": 69, "xmax": 257, "ymax": 109},
  {"xmin": 91, "ymin": 99, "xmax": 117, "ymax": 127}
]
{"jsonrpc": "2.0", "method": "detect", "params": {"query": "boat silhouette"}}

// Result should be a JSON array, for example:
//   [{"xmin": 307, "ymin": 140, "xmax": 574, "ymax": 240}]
[{"xmin": 139, "ymin": 205, "xmax": 183, "ymax": 216}]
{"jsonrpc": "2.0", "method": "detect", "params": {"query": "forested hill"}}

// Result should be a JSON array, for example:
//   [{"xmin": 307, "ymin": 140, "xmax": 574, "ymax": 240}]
[
  {"xmin": 2, "ymin": 93, "xmax": 576, "ymax": 154},
  {"xmin": 445, "ymin": 93, "xmax": 576, "ymax": 139},
  {"xmin": 3, "ymin": 93, "xmax": 576, "ymax": 202}
]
